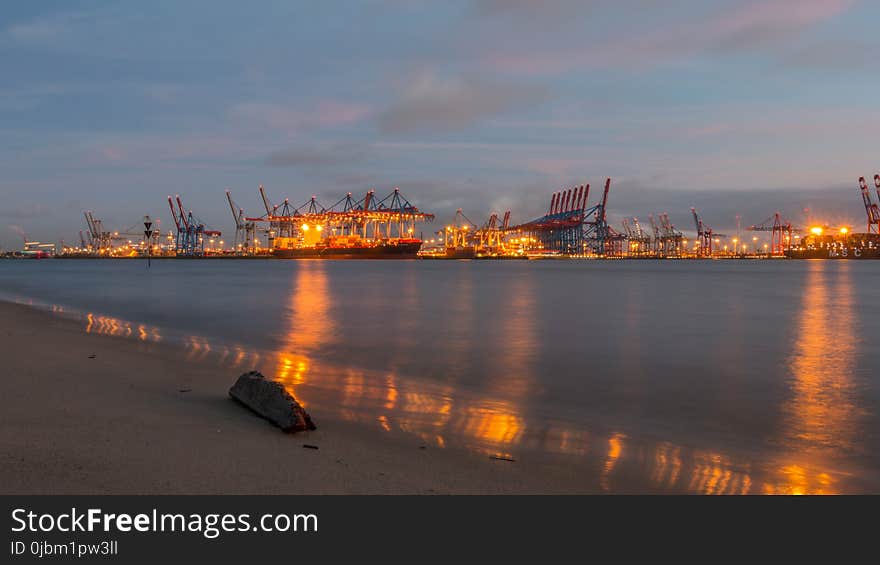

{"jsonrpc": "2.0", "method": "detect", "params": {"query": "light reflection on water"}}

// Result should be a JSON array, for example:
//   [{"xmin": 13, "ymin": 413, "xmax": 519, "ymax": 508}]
[
  {"xmin": 768, "ymin": 261, "xmax": 863, "ymax": 494},
  {"xmin": 3, "ymin": 259, "xmax": 877, "ymax": 493}
]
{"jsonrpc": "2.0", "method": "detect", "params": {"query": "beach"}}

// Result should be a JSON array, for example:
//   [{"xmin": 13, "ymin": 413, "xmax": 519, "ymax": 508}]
[
  {"xmin": 2, "ymin": 257, "xmax": 879, "ymax": 494},
  {"xmin": 0, "ymin": 300, "xmax": 602, "ymax": 494}
]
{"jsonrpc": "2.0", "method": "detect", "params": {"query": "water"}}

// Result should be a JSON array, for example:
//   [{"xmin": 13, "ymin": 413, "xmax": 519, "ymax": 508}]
[{"xmin": 2, "ymin": 258, "xmax": 878, "ymax": 493}]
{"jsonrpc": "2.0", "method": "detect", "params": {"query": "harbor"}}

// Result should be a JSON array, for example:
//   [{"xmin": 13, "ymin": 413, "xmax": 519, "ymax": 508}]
[{"xmin": 5, "ymin": 174, "xmax": 880, "ymax": 261}]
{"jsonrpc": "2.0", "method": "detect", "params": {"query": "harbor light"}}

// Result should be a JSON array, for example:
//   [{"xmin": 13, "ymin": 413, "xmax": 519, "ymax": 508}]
[
  {"xmin": 810, "ymin": 226, "xmax": 823, "ymax": 236},
  {"xmin": 839, "ymin": 227, "xmax": 848, "ymax": 235}
]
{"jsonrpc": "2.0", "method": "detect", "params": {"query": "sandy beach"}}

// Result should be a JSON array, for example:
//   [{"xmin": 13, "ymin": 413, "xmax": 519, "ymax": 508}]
[{"xmin": 0, "ymin": 300, "xmax": 602, "ymax": 494}]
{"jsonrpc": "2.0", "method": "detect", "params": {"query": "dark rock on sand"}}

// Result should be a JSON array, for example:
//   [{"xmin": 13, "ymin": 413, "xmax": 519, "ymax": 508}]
[{"xmin": 229, "ymin": 371, "xmax": 316, "ymax": 432}]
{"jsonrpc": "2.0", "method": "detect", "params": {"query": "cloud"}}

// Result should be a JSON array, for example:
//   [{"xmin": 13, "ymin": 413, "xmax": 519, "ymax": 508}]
[
  {"xmin": 708, "ymin": 0, "xmax": 856, "ymax": 52},
  {"xmin": 779, "ymin": 39, "xmax": 877, "ymax": 71},
  {"xmin": 473, "ymin": 0, "xmax": 588, "ymax": 20},
  {"xmin": 378, "ymin": 71, "xmax": 547, "ymax": 133},
  {"xmin": 484, "ymin": 0, "xmax": 857, "ymax": 74},
  {"xmin": 229, "ymin": 100, "xmax": 372, "ymax": 133},
  {"xmin": 5, "ymin": 12, "xmax": 82, "ymax": 43},
  {"xmin": 265, "ymin": 142, "xmax": 372, "ymax": 168}
]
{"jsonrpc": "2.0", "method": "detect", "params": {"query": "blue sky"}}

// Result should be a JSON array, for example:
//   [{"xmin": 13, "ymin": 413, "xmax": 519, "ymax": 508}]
[{"xmin": 2, "ymin": 0, "xmax": 879, "ymax": 248}]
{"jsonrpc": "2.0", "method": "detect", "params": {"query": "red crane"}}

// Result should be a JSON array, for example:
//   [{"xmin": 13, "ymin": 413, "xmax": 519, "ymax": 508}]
[
  {"xmin": 859, "ymin": 176, "xmax": 880, "ymax": 234},
  {"xmin": 747, "ymin": 213, "xmax": 793, "ymax": 255},
  {"xmin": 691, "ymin": 207, "xmax": 713, "ymax": 256}
]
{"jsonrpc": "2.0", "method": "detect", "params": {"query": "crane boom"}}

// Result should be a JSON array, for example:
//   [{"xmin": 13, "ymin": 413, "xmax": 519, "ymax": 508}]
[
  {"xmin": 167, "ymin": 197, "xmax": 181, "ymax": 231},
  {"xmin": 175, "ymin": 196, "xmax": 190, "ymax": 229},
  {"xmin": 600, "ymin": 178, "xmax": 611, "ymax": 222},
  {"xmin": 648, "ymin": 214, "xmax": 660, "ymax": 240},
  {"xmin": 258, "ymin": 185, "xmax": 273, "ymax": 216},
  {"xmin": 225, "ymin": 190, "xmax": 243, "ymax": 228},
  {"xmin": 875, "ymin": 174, "xmax": 880, "ymax": 206}
]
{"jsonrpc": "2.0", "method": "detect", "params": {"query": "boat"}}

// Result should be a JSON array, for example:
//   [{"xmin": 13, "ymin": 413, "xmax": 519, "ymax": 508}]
[
  {"xmin": 444, "ymin": 246, "xmax": 476, "ymax": 259},
  {"xmin": 272, "ymin": 235, "xmax": 422, "ymax": 259},
  {"xmin": 785, "ymin": 231, "xmax": 880, "ymax": 259},
  {"xmin": 785, "ymin": 247, "xmax": 880, "ymax": 259}
]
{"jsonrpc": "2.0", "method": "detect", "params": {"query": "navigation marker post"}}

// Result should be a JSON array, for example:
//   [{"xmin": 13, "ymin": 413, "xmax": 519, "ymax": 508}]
[{"xmin": 144, "ymin": 215, "xmax": 154, "ymax": 268}]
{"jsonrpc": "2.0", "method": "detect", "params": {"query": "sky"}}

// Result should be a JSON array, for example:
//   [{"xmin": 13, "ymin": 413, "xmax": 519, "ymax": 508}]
[{"xmin": 2, "ymin": 0, "xmax": 880, "ymax": 249}]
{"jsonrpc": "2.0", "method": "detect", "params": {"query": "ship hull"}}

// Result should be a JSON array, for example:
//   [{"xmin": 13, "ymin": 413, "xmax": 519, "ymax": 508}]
[
  {"xmin": 785, "ymin": 248, "xmax": 880, "ymax": 259},
  {"xmin": 273, "ymin": 241, "xmax": 422, "ymax": 259}
]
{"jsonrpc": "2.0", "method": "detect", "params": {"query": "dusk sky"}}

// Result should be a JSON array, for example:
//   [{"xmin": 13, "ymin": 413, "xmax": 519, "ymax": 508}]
[{"xmin": 2, "ymin": 0, "xmax": 879, "ymax": 249}]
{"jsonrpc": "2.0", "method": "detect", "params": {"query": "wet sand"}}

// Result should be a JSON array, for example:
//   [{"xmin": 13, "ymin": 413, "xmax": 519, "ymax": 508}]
[{"xmin": 0, "ymin": 301, "xmax": 598, "ymax": 494}]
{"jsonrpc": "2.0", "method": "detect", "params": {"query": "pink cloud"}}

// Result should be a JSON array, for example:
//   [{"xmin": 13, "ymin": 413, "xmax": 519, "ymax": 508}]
[
  {"xmin": 485, "ymin": 0, "xmax": 856, "ymax": 75},
  {"xmin": 88, "ymin": 135, "xmax": 251, "ymax": 168}
]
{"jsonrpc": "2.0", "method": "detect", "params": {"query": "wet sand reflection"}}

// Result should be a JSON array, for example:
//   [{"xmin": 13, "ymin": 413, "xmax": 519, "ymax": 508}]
[{"xmin": 30, "ymin": 259, "xmax": 871, "ymax": 493}]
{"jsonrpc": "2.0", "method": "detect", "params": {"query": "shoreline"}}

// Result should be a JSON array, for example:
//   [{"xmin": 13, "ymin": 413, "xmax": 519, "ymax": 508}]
[
  {"xmin": 0, "ymin": 300, "xmax": 605, "ymax": 494},
  {"xmin": 2, "ymin": 295, "xmax": 875, "ymax": 494}
]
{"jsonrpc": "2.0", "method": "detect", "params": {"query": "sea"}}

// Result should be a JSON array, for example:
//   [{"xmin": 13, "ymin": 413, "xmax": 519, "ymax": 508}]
[{"xmin": 2, "ymin": 258, "xmax": 878, "ymax": 493}]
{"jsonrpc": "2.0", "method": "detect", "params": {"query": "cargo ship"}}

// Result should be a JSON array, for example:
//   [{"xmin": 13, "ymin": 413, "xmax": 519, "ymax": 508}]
[
  {"xmin": 272, "ymin": 234, "xmax": 422, "ymax": 259},
  {"xmin": 786, "ymin": 247, "xmax": 880, "ymax": 259},
  {"xmin": 785, "ymin": 230, "xmax": 880, "ymax": 259}
]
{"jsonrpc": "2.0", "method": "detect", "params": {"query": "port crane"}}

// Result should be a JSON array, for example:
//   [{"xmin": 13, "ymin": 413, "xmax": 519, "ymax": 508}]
[
  {"xmin": 659, "ymin": 214, "xmax": 683, "ymax": 256},
  {"xmin": 860, "ymin": 176, "xmax": 880, "ymax": 234},
  {"xmin": 475, "ymin": 210, "xmax": 511, "ymax": 250},
  {"xmin": 747, "ymin": 213, "xmax": 794, "ymax": 255},
  {"xmin": 509, "ymin": 178, "xmax": 623, "ymax": 256},
  {"xmin": 83, "ymin": 211, "xmax": 113, "ymax": 252},
  {"xmin": 648, "ymin": 214, "xmax": 662, "ymax": 254},
  {"xmin": 226, "ymin": 190, "xmax": 257, "ymax": 254},
  {"xmin": 584, "ymin": 178, "xmax": 624, "ymax": 255},
  {"xmin": 168, "ymin": 194, "xmax": 221, "ymax": 256},
  {"xmin": 622, "ymin": 217, "xmax": 651, "ymax": 256},
  {"xmin": 690, "ymin": 207, "xmax": 722, "ymax": 256},
  {"xmin": 441, "ymin": 209, "xmax": 478, "ymax": 248}
]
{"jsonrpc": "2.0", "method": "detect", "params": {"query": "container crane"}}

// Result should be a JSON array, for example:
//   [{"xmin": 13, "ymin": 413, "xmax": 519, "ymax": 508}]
[
  {"xmin": 84, "ymin": 211, "xmax": 106, "ymax": 251},
  {"xmin": 584, "ymin": 178, "xmax": 624, "ymax": 255},
  {"xmin": 168, "ymin": 194, "xmax": 220, "ymax": 256},
  {"xmin": 861, "ymin": 176, "xmax": 880, "ymax": 234},
  {"xmin": 476, "ymin": 211, "xmax": 510, "ymax": 250},
  {"xmin": 226, "ymin": 190, "xmax": 256, "ymax": 254},
  {"xmin": 747, "ymin": 213, "xmax": 794, "ymax": 255},
  {"xmin": 648, "ymin": 214, "xmax": 661, "ymax": 254},
  {"xmin": 659, "ymin": 213, "xmax": 683, "ymax": 256},
  {"xmin": 691, "ymin": 207, "xmax": 715, "ymax": 256}
]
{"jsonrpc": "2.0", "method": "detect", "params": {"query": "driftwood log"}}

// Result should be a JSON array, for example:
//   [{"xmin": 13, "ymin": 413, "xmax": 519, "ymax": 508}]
[{"xmin": 229, "ymin": 371, "xmax": 316, "ymax": 432}]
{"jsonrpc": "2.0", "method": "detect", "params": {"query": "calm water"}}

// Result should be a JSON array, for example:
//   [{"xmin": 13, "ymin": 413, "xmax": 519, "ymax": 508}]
[{"xmin": 2, "ymin": 258, "xmax": 879, "ymax": 493}]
